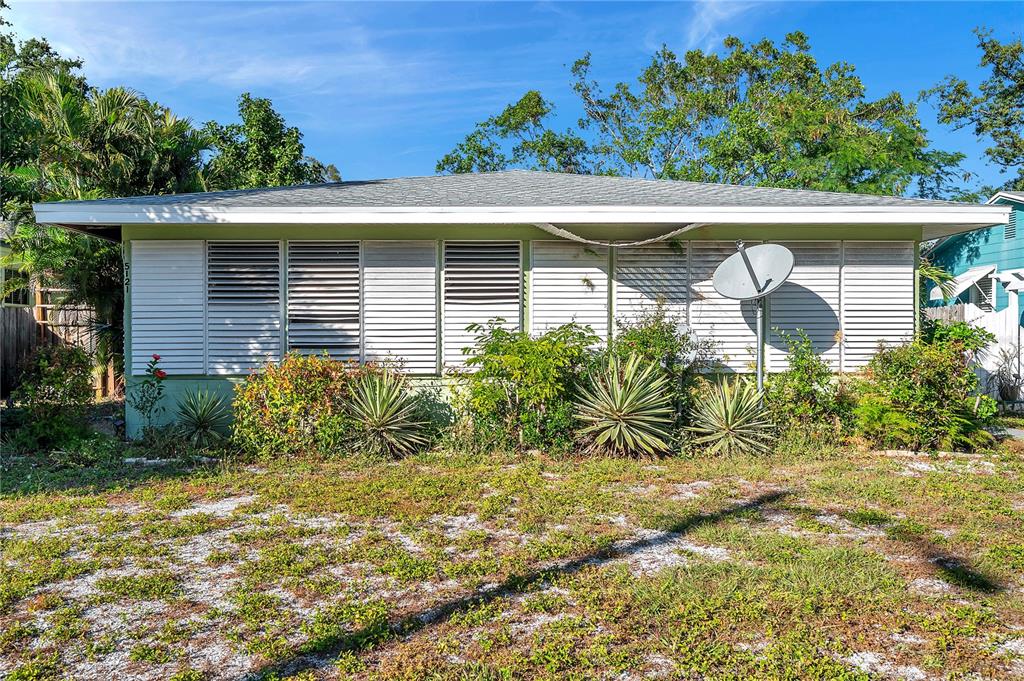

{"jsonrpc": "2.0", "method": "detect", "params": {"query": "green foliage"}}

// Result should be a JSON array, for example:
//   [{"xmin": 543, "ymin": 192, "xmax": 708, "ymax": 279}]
[
  {"xmin": 9, "ymin": 345, "xmax": 93, "ymax": 449},
  {"xmin": 854, "ymin": 335, "xmax": 997, "ymax": 451},
  {"xmin": 439, "ymin": 32, "xmax": 964, "ymax": 198},
  {"xmin": 687, "ymin": 377, "xmax": 775, "ymax": 456},
  {"xmin": 920, "ymin": 319, "xmax": 996, "ymax": 353},
  {"xmin": 203, "ymin": 93, "xmax": 339, "ymax": 190},
  {"xmin": 347, "ymin": 369, "xmax": 428, "ymax": 457},
  {"xmin": 175, "ymin": 389, "xmax": 230, "ymax": 449},
  {"xmin": 126, "ymin": 354, "xmax": 167, "ymax": 431},
  {"xmin": 575, "ymin": 353, "xmax": 673, "ymax": 455},
  {"xmin": 764, "ymin": 330, "xmax": 848, "ymax": 431},
  {"xmin": 231, "ymin": 353, "xmax": 363, "ymax": 459},
  {"xmin": 457, "ymin": 320, "xmax": 597, "ymax": 451},
  {"xmin": 610, "ymin": 301, "xmax": 714, "ymax": 429},
  {"xmin": 926, "ymin": 28, "xmax": 1023, "ymax": 192}
]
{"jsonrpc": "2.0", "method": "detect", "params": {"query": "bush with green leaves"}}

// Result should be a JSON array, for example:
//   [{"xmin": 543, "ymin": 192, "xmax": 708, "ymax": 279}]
[
  {"xmin": 176, "ymin": 389, "xmax": 231, "ymax": 449},
  {"xmin": 348, "ymin": 369, "xmax": 427, "ymax": 457},
  {"xmin": 575, "ymin": 353, "xmax": 673, "ymax": 455},
  {"xmin": 457, "ymin": 320, "xmax": 597, "ymax": 451},
  {"xmin": 920, "ymin": 319, "xmax": 996, "ymax": 354},
  {"xmin": 231, "ymin": 353, "xmax": 365, "ymax": 459},
  {"xmin": 8, "ymin": 345, "xmax": 94, "ymax": 450},
  {"xmin": 686, "ymin": 376, "xmax": 775, "ymax": 456},
  {"xmin": 611, "ymin": 302, "xmax": 715, "ymax": 430},
  {"xmin": 854, "ymin": 334, "xmax": 997, "ymax": 451},
  {"xmin": 764, "ymin": 329, "xmax": 850, "ymax": 432}
]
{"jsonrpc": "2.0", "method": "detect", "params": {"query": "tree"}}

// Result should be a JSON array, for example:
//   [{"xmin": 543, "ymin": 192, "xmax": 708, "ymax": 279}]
[
  {"xmin": 203, "ymin": 93, "xmax": 340, "ymax": 190},
  {"xmin": 926, "ymin": 28, "xmax": 1024, "ymax": 192},
  {"xmin": 439, "ymin": 32, "xmax": 966, "ymax": 198}
]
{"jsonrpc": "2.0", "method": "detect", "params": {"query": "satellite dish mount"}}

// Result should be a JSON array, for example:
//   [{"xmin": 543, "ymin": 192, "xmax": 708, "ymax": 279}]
[{"xmin": 712, "ymin": 241, "xmax": 795, "ymax": 392}]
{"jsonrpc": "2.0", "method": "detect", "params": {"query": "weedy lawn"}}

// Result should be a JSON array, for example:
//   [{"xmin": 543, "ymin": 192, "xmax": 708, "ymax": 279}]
[{"xmin": 2, "ymin": 441, "xmax": 1023, "ymax": 680}]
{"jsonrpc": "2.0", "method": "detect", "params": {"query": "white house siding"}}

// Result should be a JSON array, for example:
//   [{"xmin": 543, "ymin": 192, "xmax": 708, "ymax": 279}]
[
  {"xmin": 531, "ymin": 241, "xmax": 609, "ymax": 340},
  {"xmin": 286, "ymin": 241, "xmax": 361, "ymax": 360},
  {"xmin": 689, "ymin": 241, "xmax": 760, "ymax": 372},
  {"xmin": 443, "ymin": 241, "xmax": 521, "ymax": 368},
  {"xmin": 363, "ymin": 240, "xmax": 438, "ymax": 373},
  {"xmin": 614, "ymin": 242, "xmax": 688, "ymax": 330},
  {"xmin": 129, "ymin": 240, "xmax": 205, "ymax": 375},
  {"xmin": 841, "ymin": 241, "xmax": 916, "ymax": 371},
  {"xmin": 767, "ymin": 241, "xmax": 842, "ymax": 371},
  {"xmin": 206, "ymin": 241, "xmax": 283, "ymax": 375}
]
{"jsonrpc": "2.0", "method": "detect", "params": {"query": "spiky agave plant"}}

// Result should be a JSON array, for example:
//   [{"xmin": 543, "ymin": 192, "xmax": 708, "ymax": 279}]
[
  {"xmin": 575, "ymin": 353, "xmax": 674, "ymax": 455},
  {"xmin": 348, "ymin": 370, "xmax": 428, "ymax": 457},
  {"xmin": 176, "ymin": 389, "xmax": 231, "ymax": 449},
  {"xmin": 686, "ymin": 376, "xmax": 775, "ymax": 456}
]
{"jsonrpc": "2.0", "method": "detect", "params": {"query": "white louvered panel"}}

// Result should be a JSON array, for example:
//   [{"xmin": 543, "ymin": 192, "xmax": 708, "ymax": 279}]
[
  {"xmin": 129, "ymin": 240, "xmax": 205, "ymax": 375},
  {"xmin": 207, "ymin": 241, "xmax": 282, "ymax": 375},
  {"xmin": 444, "ymin": 241, "xmax": 521, "ymax": 367},
  {"xmin": 689, "ymin": 241, "xmax": 759, "ymax": 372},
  {"xmin": 363, "ymin": 241, "xmax": 438, "ymax": 373},
  {"xmin": 287, "ymin": 241, "xmax": 360, "ymax": 360},
  {"xmin": 614, "ymin": 242, "xmax": 688, "ymax": 329},
  {"xmin": 531, "ymin": 241, "xmax": 609, "ymax": 340},
  {"xmin": 767, "ymin": 242, "xmax": 841, "ymax": 371},
  {"xmin": 841, "ymin": 241, "xmax": 916, "ymax": 371}
]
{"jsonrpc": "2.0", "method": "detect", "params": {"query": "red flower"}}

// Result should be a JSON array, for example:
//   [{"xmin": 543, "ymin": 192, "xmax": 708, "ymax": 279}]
[
  {"xmin": 152, "ymin": 353, "xmax": 161, "ymax": 361},
  {"xmin": 154, "ymin": 369, "xmax": 167, "ymax": 379}
]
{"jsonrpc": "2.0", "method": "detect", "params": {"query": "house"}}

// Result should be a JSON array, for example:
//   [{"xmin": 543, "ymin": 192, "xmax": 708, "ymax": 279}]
[
  {"xmin": 32, "ymin": 171, "xmax": 1009, "ymax": 436},
  {"xmin": 926, "ymin": 191, "xmax": 1024, "ymax": 384}
]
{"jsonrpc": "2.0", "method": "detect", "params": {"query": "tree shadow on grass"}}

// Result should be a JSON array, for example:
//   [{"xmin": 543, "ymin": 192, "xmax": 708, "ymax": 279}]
[{"xmin": 248, "ymin": 490, "xmax": 790, "ymax": 680}]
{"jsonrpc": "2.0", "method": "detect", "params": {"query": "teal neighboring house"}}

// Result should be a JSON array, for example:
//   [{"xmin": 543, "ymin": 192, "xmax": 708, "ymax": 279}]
[{"xmin": 928, "ymin": 191, "xmax": 1024, "ymax": 315}]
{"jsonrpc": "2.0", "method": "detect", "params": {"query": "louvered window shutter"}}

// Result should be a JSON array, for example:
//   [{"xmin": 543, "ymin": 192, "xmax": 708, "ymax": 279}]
[
  {"xmin": 614, "ymin": 242, "xmax": 688, "ymax": 329},
  {"xmin": 689, "ymin": 241, "xmax": 759, "ymax": 372},
  {"xmin": 443, "ymin": 241, "xmax": 521, "ymax": 366},
  {"xmin": 207, "ymin": 241, "xmax": 282, "ymax": 374},
  {"xmin": 363, "ymin": 241, "xmax": 438, "ymax": 373},
  {"xmin": 840, "ymin": 241, "xmax": 915, "ymax": 371},
  {"xmin": 531, "ymin": 241, "xmax": 609, "ymax": 340},
  {"xmin": 286, "ymin": 241, "xmax": 360, "ymax": 360},
  {"xmin": 766, "ymin": 242, "xmax": 841, "ymax": 371},
  {"xmin": 129, "ymin": 241, "xmax": 205, "ymax": 375}
]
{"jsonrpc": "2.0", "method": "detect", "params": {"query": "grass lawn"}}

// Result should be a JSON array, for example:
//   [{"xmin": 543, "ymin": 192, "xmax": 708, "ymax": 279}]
[{"xmin": 2, "ymin": 441, "xmax": 1023, "ymax": 680}]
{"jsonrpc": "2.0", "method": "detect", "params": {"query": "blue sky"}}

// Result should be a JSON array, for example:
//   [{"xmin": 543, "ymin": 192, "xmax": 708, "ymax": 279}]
[{"xmin": 10, "ymin": 1, "xmax": 1022, "ymax": 192}]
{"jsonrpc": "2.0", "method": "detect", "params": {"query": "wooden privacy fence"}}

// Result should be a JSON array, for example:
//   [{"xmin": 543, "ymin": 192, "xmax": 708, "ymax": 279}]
[
  {"xmin": 923, "ymin": 304, "xmax": 967, "ymax": 322},
  {"xmin": 1, "ymin": 288, "xmax": 107, "ymax": 399}
]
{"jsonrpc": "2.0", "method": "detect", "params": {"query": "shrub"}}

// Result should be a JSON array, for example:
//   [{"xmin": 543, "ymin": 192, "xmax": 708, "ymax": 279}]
[
  {"xmin": 176, "ymin": 389, "xmax": 230, "ymax": 449},
  {"xmin": 457, "ymin": 320, "xmax": 597, "ymax": 451},
  {"xmin": 920, "ymin": 319, "xmax": 995, "ymax": 354},
  {"xmin": 764, "ymin": 330, "xmax": 850, "ymax": 432},
  {"xmin": 575, "ymin": 353, "xmax": 673, "ymax": 455},
  {"xmin": 231, "ymin": 353, "xmax": 366, "ymax": 459},
  {"xmin": 9, "ymin": 345, "xmax": 94, "ymax": 449},
  {"xmin": 854, "ymin": 336, "xmax": 997, "ymax": 451},
  {"xmin": 686, "ymin": 376, "xmax": 775, "ymax": 456},
  {"xmin": 347, "ymin": 369, "xmax": 427, "ymax": 457},
  {"xmin": 127, "ymin": 354, "xmax": 168, "ymax": 432},
  {"xmin": 611, "ymin": 302, "xmax": 715, "ymax": 429}
]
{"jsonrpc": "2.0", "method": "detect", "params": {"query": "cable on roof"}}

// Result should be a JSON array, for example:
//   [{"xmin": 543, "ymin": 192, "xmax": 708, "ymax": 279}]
[{"xmin": 533, "ymin": 222, "xmax": 707, "ymax": 247}]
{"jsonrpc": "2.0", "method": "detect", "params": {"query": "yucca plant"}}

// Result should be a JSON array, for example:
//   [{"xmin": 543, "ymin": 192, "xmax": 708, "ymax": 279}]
[
  {"xmin": 348, "ymin": 370, "xmax": 428, "ymax": 457},
  {"xmin": 176, "ymin": 389, "xmax": 231, "ymax": 449},
  {"xmin": 687, "ymin": 377, "xmax": 775, "ymax": 456},
  {"xmin": 575, "ymin": 353, "xmax": 674, "ymax": 455}
]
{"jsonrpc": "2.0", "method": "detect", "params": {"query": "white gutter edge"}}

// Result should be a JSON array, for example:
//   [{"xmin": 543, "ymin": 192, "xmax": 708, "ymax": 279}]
[{"xmin": 31, "ymin": 203, "xmax": 1011, "ymax": 227}]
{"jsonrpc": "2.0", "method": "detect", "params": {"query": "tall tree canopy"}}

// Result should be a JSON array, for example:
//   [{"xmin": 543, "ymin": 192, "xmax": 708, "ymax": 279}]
[
  {"xmin": 927, "ymin": 28, "xmax": 1024, "ymax": 192},
  {"xmin": 439, "ymin": 32, "xmax": 967, "ymax": 199}
]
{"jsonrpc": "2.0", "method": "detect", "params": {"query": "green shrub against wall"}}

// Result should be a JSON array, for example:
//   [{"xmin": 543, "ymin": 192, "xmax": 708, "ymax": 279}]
[
  {"xmin": 7, "ymin": 345, "xmax": 94, "ymax": 450},
  {"xmin": 764, "ymin": 330, "xmax": 851, "ymax": 435},
  {"xmin": 854, "ymin": 325, "xmax": 997, "ymax": 451}
]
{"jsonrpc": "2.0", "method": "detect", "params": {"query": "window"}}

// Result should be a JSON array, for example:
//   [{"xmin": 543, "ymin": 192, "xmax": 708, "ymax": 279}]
[
  {"xmin": 1, "ymin": 267, "xmax": 30, "ymax": 307},
  {"xmin": 286, "ymin": 241, "xmax": 361, "ymax": 360}
]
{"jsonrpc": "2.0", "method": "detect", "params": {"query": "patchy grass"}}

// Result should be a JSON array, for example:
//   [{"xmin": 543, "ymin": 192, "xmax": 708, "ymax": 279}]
[{"xmin": 1, "ymin": 442, "xmax": 1023, "ymax": 679}]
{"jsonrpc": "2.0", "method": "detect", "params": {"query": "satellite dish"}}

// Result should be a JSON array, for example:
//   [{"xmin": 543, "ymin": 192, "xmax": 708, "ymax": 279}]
[
  {"xmin": 712, "ymin": 243, "xmax": 794, "ymax": 301},
  {"xmin": 711, "ymin": 241, "xmax": 795, "ymax": 393}
]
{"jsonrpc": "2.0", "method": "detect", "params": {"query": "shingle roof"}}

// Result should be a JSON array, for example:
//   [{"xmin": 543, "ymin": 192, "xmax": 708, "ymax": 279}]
[{"xmin": 40, "ymin": 170, "xmax": 970, "ymax": 209}]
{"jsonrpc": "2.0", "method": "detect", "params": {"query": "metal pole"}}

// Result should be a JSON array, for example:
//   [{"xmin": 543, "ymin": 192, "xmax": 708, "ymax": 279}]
[{"xmin": 756, "ymin": 297, "xmax": 764, "ymax": 393}]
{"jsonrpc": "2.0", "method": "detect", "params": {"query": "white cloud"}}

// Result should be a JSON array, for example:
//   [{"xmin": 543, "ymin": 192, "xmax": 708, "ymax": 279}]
[{"xmin": 685, "ymin": 0, "xmax": 759, "ymax": 51}]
